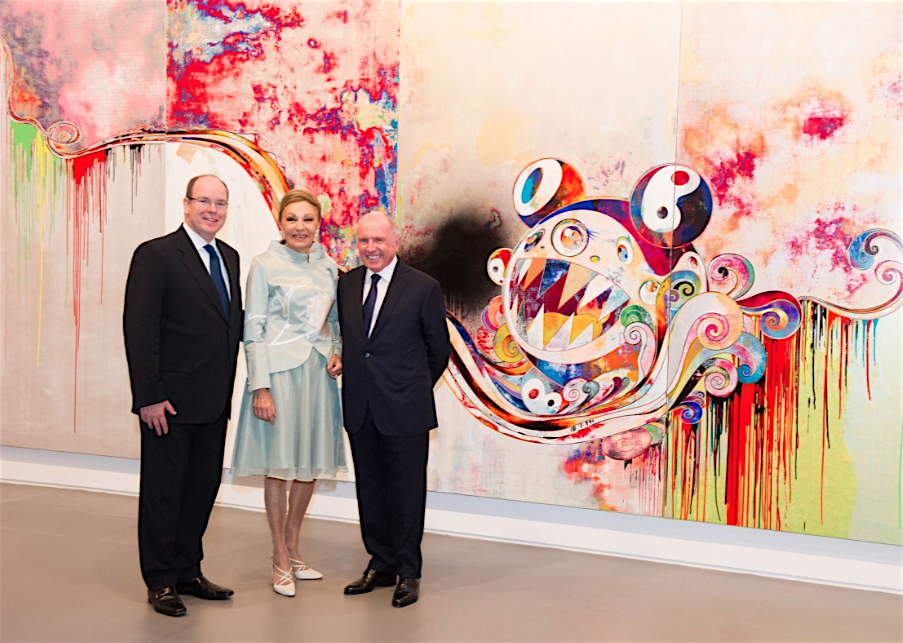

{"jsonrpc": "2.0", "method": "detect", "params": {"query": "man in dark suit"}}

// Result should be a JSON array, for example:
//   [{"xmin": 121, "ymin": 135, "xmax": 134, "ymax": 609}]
[
  {"xmin": 123, "ymin": 175, "xmax": 243, "ymax": 617},
  {"xmin": 338, "ymin": 211, "xmax": 451, "ymax": 608}
]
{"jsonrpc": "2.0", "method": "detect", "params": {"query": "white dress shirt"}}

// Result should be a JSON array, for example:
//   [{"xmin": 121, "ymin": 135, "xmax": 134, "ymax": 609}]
[
  {"xmin": 362, "ymin": 255, "xmax": 398, "ymax": 336},
  {"xmin": 182, "ymin": 223, "xmax": 231, "ymax": 299}
]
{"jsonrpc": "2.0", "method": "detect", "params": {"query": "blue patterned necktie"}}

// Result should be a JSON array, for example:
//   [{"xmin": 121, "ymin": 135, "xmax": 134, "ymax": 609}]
[
  {"xmin": 362, "ymin": 273, "xmax": 380, "ymax": 336},
  {"xmin": 204, "ymin": 244, "xmax": 230, "ymax": 317}
]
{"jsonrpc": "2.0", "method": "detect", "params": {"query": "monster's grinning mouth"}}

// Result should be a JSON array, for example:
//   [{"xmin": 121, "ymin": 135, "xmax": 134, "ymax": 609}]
[{"xmin": 508, "ymin": 258, "xmax": 629, "ymax": 351}]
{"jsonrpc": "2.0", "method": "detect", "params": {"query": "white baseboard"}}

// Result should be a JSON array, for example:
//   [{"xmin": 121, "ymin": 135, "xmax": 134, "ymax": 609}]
[{"xmin": 2, "ymin": 445, "xmax": 900, "ymax": 594}]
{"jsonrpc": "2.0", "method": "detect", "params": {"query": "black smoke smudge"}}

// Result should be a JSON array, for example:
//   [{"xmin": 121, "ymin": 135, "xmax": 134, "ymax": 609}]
[{"xmin": 402, "ymin": 211, "xmax": 508, "ymax": 319}]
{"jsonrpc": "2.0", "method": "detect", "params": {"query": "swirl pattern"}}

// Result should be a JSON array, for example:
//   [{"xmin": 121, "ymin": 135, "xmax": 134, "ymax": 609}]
[{"xmin": 708, "ymin": 254, "xmax": 755, "ymax": 299}]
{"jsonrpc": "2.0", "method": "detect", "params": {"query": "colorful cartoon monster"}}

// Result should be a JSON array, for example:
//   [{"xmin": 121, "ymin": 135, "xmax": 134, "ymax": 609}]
[{"xmin": 445, "ymin": 160, "xmax": 902, "ymax": 459}]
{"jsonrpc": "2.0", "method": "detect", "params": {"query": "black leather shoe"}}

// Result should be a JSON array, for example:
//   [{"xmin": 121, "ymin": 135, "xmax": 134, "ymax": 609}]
[
  {"xmin": 148, "ymin": 587, "xmax": 187, "ymax": 617},
  {"xmin": 344, "ymin": 569, "xmax": 397, "ymax": 595},
  {"xmin": 175, "ymin": 574, "xmax": 234, "ymax": 600},
  {"xmin": 392, "ymin": 578, "xmax": 420, "ymax": 608}
]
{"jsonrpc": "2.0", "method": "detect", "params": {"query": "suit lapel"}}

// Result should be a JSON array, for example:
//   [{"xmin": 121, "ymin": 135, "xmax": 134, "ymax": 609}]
[
  {"xmin": 369, "ymin": 260, "xmax": 408, "ymax": 343},
  {"xmin": 176, "ymin": 228, "xmax": 228, "ymax": 322},
  {"xmin": 347, "ymin": 267, "xmax": 367, "ymax": 338}
]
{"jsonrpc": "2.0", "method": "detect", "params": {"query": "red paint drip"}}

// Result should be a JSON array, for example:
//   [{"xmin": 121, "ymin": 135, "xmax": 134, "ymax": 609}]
[
  {"xmin": 865, "ymin": 320, "xmax": 873, "ymax": 400},
  {"xmin": 721, "ymin": 334, "xmax": 799, "ymax": 529},
  {"xmin": 821, "ymin": 314, "xmax": 833, "ymax": 524},
  {"xmin": 66, "ymin": 150, "xmax": 109, "ymax": 432}
]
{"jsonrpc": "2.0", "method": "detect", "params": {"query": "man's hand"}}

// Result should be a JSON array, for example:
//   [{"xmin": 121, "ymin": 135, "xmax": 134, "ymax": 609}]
[
  {"xmin": 139, "ymin": 400, "xmax": 177, "ymax": 436},
  {"xmin": 327, "ymin": 355, "xmax": 343, "ymax": 379},
  {"xmin": 253, "ymin": 388, "xmax": 276, "ymax": 425}
]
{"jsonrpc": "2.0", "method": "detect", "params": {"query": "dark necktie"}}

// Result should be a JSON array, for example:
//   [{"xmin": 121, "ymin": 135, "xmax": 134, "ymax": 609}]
[
  {"xmin": 204, "ymin": 244, "xmax": 230, "ymax": 317},
  {"xmin": 362, "ymin": 273, "xmax": 380, "ymax": 336}
]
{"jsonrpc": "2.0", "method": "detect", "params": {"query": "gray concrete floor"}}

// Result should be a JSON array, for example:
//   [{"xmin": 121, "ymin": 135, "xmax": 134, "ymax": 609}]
[{"xmin": 1, "ymin": 483, "xmax": 901, "ymax": 643}]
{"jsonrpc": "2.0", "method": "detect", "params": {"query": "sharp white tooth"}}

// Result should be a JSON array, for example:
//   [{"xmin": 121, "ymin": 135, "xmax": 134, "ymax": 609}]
[
  {"xmin": 599, "ymin": 287, "xmax": 629, "ymax": 319},
  {"xmin": 567, "ymin": 320, "xmax": 596, "ymax": 349},
  {"xmin": 545, "ymin": 313, "xmax": 574, "ymax": 351},
  {"xmin": 510, "ymin": 293, "xmax": 519, "ymax": 315},
  {"xmin": 578, "ymin": 274, "xmax": 611, "ymax": 311},
  {"xmin": 526, "ymin": 304, "xmax": 544, "ymax": 348},
  {"xmin": 517, "ymin": 258, "xmax": 531, "ymax": 284}
]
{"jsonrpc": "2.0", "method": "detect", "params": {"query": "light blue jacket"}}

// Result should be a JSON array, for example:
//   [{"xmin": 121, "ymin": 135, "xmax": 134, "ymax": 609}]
[{"xmin": 243, "ymin": 241, "xmax": 340, "ymax": 391}]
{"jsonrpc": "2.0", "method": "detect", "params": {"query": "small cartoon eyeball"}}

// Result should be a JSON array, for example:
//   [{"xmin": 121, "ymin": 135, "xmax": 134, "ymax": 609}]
[
  {"xmin": 639, "ymin": 279, "xmax": 660, "ymax": 305},
  {"xmin": 513, "ymin": 159, "xmax": 585, "ymax": 227},
  {"xmin": 551, "ymin": 219, "xmax": 589, "ymax": 257},
  {"xmin": 487, "ymin": 248, "xmax": 511, "ymax": 285},
  {"xmin": 629, "ymin": 164, "xmax": 713, "ymax": 248},
  {"xmin": 523, "ymin": 229, "xmax": 544, "ymax": 252},
  {"xmin": 616, "ymin": 237, "xmax": 633, "ymax": 263}
]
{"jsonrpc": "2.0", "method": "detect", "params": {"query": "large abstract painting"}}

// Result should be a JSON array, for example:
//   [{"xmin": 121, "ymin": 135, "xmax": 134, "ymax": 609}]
[{"xmin": 2, "ymin": 0, "xmax": 900, "ymax": 545}]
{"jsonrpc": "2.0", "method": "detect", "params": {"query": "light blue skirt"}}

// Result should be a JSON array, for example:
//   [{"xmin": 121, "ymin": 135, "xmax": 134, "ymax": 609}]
[{"xmin": 231, "ymin": 351, "xmax": 347, "ymax": 481}]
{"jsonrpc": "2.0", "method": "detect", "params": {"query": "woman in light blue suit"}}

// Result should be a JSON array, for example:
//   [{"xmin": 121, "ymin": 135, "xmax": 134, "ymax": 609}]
[{"xmin": 232, "ymin": 189, "xmax": 346, "ymax": 597}]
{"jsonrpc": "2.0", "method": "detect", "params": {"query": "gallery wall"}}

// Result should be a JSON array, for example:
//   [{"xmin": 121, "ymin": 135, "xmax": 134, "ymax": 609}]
[{"xmin": 2, "ymin": 0, "xmax": 901, "ymax": 547}]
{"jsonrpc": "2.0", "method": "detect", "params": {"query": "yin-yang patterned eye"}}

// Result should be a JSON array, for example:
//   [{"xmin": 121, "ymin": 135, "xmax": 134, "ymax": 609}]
[
  {"xmin": 523, "ymin": 229, "xmax": 544, "ymax": 252},
  {"xmin": 550, "ymin": 219, "xmax": 589, "ymax": 257},
  {"xmin": 616, "ymin": 237, "xmax": 633, "ymax": 264},
  {"xmin": 629, "ymin": 163, "xmax": 713, "ymax": 248}
]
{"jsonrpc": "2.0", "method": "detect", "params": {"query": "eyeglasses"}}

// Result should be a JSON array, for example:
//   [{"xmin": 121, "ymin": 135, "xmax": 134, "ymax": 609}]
[{"xmin": 188, "ymin": 197, "xmax": 229, "ymax": 209}]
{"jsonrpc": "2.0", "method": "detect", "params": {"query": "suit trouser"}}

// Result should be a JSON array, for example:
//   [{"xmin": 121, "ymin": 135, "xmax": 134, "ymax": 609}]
[
  {"xmin": 139, "ymin": 414, "xmax": 227, "ymax": 591},
  {"xmin": 348, "ymin": 408, "xmax": 430, "ymax": 579}
]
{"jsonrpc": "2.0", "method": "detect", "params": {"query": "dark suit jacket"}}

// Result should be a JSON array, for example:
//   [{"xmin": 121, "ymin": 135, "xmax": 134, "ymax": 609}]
[
  {"xmin": 123, "ymin": 226, "xmax": 243, "ymax": 425},
  {"xmin": 337, "ymin": 259, "xmax": 451, "ymax": 436}
]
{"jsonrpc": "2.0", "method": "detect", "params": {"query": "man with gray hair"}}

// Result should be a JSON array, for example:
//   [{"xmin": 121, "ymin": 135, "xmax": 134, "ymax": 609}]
[{"xmin": 337, "ymin": 210, "xmax": 450, "ymax": 608}]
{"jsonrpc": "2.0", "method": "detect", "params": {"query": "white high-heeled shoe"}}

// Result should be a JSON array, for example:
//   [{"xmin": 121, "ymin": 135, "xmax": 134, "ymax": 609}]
[
  {"xmin": 272, "ymin": 563, "xmax": 296, "ymax": 597},
  {"xmin": 290, "ymin": 557, "xmax": 324, "ymax": 580}
]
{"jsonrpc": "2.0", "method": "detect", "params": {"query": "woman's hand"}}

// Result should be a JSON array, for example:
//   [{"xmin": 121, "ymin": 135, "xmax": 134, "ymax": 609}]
[
  {"xmin": 253, "ymin": 388, "xmax": 276, "ymax": 425},
  {"xmin": 327, "ymin": 355, "xmax": 343, "ymax": 379}
]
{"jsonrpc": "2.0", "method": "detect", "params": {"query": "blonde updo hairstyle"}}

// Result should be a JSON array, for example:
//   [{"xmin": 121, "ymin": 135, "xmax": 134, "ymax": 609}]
[{"xmin": 278, "ymin": 189, "xmax": 321, "ymax": 244}]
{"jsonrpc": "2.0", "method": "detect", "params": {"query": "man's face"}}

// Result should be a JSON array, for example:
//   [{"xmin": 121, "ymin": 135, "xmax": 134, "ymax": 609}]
[
  {"xmin": 356, "ymin": 215, "xmax": 399, "ymax": 273},
  {"xmin": 183, "ymin": 176, "xmax": 229, "ymax": 242}
]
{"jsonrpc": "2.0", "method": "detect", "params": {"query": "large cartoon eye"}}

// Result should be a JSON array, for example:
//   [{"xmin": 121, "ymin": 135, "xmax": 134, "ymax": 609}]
[
  {"xmin": 513, "ymin": 159, "xmax": 585, "ymax": 227},
  {"xmin": 550, "ymin": 219, "xmax": 589, "ymax": 257},
  {"xmin": 616, "ymin": 237, "xmax": 633, "ymax": 263},
  {"xmin": 523, "ymin": 229, "xmax": 543, "ymax": 252},
  {"xmin": 629, "ymin": 163, "xmax": 713, "ymax": 248}
]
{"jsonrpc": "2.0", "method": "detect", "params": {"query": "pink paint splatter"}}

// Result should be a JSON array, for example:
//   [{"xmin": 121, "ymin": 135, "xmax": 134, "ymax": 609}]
[
  {"xmin": 794, "ymin": 94, "xmax": 850, "ymax": 142},
  {"xmin": 709, "ymin": 149, "xmax": 758, "ymax": 203},
  {"xmin": 786, "ymin": 208, "xmax": 877, "ymax": 295},
  {"xmin": 802, "ymin": 116, "xmax": 846, "ymax": 140},
  {"xmin": 788, "ymin": 214, "xmax": 852, "ymax": 265}
]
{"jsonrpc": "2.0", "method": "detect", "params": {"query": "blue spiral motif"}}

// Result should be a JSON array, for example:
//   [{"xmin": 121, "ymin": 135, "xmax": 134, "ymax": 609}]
[
  {"xmin": 665, "ymin": 270, "xmax": 700, "ymax": 314},
  {"xmin": 732, "ymin": 332, "xmax": 767, "ymax": 383},
  {"xmin": 849, "ymin": 229, "xmax": 902, "ymax": 270},
  {"xmin": 676, "ymin": 401, "xmax": 704, "ymax": 424}
]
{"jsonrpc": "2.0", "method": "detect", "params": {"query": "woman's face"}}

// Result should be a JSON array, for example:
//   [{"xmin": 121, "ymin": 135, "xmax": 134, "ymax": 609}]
[{"xmin": 280, "ymin": 200, "xmax": 320, "ymax": 254}]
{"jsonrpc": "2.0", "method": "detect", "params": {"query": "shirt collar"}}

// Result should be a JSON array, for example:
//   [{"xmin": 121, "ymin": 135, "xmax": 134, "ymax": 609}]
[
  {"xmin": 365, "ymin": 255, "xmax": 398, "ymax": 284},
  {"xmin": 182, "ymin": 223, "xmax": 216, "ymax": 251},
  {"xmin": 270, "ymin": 239, "xmax": 326, "ymax": 263}
]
